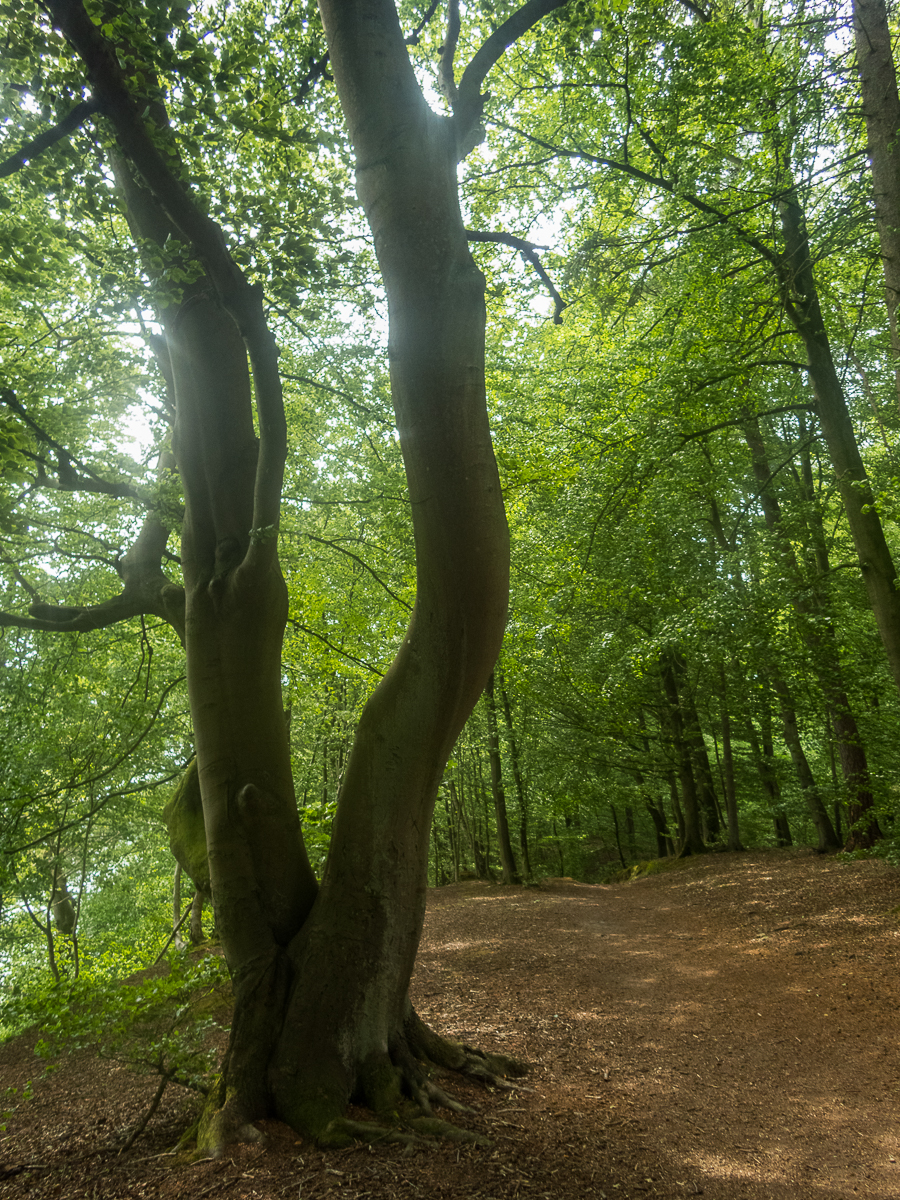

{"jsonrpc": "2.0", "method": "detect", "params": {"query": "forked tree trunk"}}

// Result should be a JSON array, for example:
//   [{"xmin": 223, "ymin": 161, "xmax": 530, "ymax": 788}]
[
  {"xmin": 50, "ymin": 0, "xmax": 558, "ymax": 1151},
  {"xmin": 266, "ymin": 0, "xmax": 516, "ymax": 1140}
]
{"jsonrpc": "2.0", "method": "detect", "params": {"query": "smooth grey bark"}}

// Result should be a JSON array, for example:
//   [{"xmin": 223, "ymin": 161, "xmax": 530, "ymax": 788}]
[
  {"xmin": 852, "ymin": 0, "xmax": 900, "ymax": 406},
  {"xmin": 268, "ymin": 0, "xmax": 564, "ymax": 1141}
]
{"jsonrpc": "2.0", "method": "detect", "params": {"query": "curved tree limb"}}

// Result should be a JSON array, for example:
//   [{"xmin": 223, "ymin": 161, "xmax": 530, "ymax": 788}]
[
  {"xmin": 1, "ymin": 389, "xmax": 145, "ymax": 502},
  {"xmin": 455, "ymin": 0, "xmax": 567, "ymax": 155},
  {"xmin": 466, "ymin": 229, "xmax": 566, "ymax": 322},
  {"xmin": 0, "ymin": 98, "xmax": 98, "ymax": 178},
  {"xmin": 303, "ymin": 531, "xmax": 413, "ymax": 611},
  {"xmin": 44, "ymin": 0, "xmax": 287, "ymax": 571}
]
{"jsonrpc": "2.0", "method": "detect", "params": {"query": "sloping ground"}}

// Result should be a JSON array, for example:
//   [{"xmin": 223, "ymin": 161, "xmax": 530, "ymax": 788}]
[{"xmin": 2, "ymin": 848, "xmax": 899, "ymax": 1199}]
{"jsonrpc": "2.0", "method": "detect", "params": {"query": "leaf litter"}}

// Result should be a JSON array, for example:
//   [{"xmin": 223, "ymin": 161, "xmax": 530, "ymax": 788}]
[{"xmin": 2, "ymin": 848, "xmax": 899, "ymax": 1198}]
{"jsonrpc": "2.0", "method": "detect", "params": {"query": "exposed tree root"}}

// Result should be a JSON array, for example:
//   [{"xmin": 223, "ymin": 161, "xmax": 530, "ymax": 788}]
[
  {"xmin": 192, "ymin": 1006, "xmax": 528, "ymax": 1156},
  {"xmin": 306, "ymin": 1012, "xmax": 527, "ymax": 1150},
  {"xmin": 316, "ymin": 1114, "xmax": 488, "ymax": 1150}
]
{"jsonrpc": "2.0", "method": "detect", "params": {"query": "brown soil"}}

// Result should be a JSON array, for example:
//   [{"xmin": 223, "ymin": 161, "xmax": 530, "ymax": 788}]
[{"xmin": 2, "ymin": 848, "xmax": 899, "ymax": 1199}]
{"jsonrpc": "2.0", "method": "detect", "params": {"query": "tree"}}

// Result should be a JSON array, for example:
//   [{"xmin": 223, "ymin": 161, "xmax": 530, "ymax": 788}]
[
  {"xmin": 0, "ymin": 0, "xmax": 569, "ymax": 1150},
  {"xmin": 852, "ymin": 0, "xmax": 900, "ymax": 407}
]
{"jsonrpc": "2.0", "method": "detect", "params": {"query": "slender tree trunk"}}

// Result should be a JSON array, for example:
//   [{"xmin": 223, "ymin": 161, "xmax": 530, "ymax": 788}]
[
  {"xmin": 660, "ymin": 653, "xmax": 705, "ymax": 854},
  {"xmin": 499, "ymin": 675, "xmax": 532, "ymax": 879},
  {"xmin": 644, "ymin": 796, "xmax": 673, "ymax": 857},
  {"xmin": 742, "ymin": 412, "xmax": 882, "ymax": 850},
  {"xmin": 189, "ymin": 887, "xmax": 205, "ymax": 944},
  {"xmin": 769, "ymin": 673, "xmax": 840, "ymax": 852},
  {"xmin": 678, "ymin": 667, "xmax": 722, "ymax": 840},
  {"xmin": 747, "ymin": 717, "xmax": 792, "ymax": 847},
  {"xmin": 624, "ymin": 805, "xmax": 637, "ymax": 859},
  {"xmin": 669, "ymin": 654, "xmax": 722, "ymax": 838},
  {"xmin": 476, "ymin": 755, "xmax": 495, "ymax": 879},
  {"xmin": 552, "ymin": 818, "xmax": 565, "ymax": 876},
  {"xmin": 173, "ymin": 863, "xmax": 184, "ymax": 951},
  {"xmin": 852, "ymin": 0, "xmax": 900, "ymax": 407},
  {"xmin": 668, "ymin": 772, "xmax": 686, "ymax": 853},
  {"xmin": 636, "ymin": 720, "xmax": 674, "ymax": 856},
  {"xmin": 717, "ymin": 666, "xmax": 745, "ymax": 852},
  {"xmin": 611, "ymin": 806, "xmax": 628, "ymax": 868},
  {"xmin": 484, "ymin": 672, "xmax": 520, "ymax": 883},
  {"xmin": 778, "ymin": 195, "xmax": 900, "ymax": 704}
]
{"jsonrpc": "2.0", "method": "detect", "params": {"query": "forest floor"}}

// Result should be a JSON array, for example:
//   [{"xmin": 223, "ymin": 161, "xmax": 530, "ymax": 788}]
[{"xmin": 1, "ymin": 848, "xmax": 899, "ymax": 1199}]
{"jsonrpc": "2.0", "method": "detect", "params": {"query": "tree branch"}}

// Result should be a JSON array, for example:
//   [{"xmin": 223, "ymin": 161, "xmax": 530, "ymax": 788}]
[
  {"xmin": 438, "ymin": 0, "xmax": 461, "ymax": 107},
  {"xmin": 0, "ymin": 98, "xmax": 98, "ymax": 178},
  {"xmin": 488, "ymin": 117, "xmax": 783, "ymax": 268},
  {"xmin": 455, "ymin": 0, "xmax": 567, "ymax": 152},
  {"xmin": 1, "ymin": 389, "xmax": 144, "ymax": 502},
  {"xmin": 287, "ymin": 618, "xmax": 385, "ymax": 678},
  {"xmin": 280, "ymin": 371, "xmax": 393, "ymax": 427},
  {"xmin": 293, "ymin": 54, "xmax": 334, "ymax": 104},
  {"xmin": 44, "ymin": 0, "xmax": 287, "ymax": 570},
  {"xmin": 406, "ymin": 0, "xmax": 442, "ymax": 44},
  {"xmin": 466, "ymin": 228, "xmax": 566, "ymax": 322},
  {"xmin": 303, "ymin": 531, "xmax": 413, "ymax": 610},
  {"xmin": 677, "ymin": 404, "xmax": 814, "ymax": 443}
]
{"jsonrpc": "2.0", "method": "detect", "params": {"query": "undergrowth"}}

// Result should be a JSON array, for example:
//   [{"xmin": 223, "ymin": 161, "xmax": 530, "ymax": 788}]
[{"xmin": 0, "ymin": 950, "xmax": 231, "ymax": 1148}]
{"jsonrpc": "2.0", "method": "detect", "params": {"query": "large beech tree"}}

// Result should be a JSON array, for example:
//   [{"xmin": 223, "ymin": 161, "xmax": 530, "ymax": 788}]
[{"xmin": 0, "ymin": 0, "xmax": 565, "ymax": 1151}]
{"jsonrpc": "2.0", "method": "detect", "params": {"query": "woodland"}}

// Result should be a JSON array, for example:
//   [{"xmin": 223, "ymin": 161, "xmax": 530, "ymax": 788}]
[{"xmin": 2, "ymin": 0, "xmax": 900, "ymax": 1159}]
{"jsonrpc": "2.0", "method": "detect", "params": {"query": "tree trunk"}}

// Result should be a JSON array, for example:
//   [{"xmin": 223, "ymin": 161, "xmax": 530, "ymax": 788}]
[
  {"xmin": 499, "ymin": 674, "xmax": 532, "ymax": 879},
  {"xmin": 50, "ymin": 0, "xmax": 558, "ymax": 1150},
  {"xmin": 778, "ymin": 195, "xmax": 900, "ymax": 703},
  {"xmin": 747, "ymin": 717, "xmax": 792, "ymax": 847},
  {"xmin": 172, "ymin": 864, "xmax": 184, "ymax": 951},
  {"xmin": 266, "ymin": 0, "xmax": 519, "ymax": 1141},
  {"xmin": 624, "ymin": 805, "xmax": 637, "ymax": 859},
  {"xmin": 742, "ymin": 412, "xmax": 881, "ymax": 849},
  {"xmin": 189, "ymin": 887, "xmax": 205, "ymax": 945},
  {"xmin": 610, "ymin": 805, "xmax": 628, "ymax": 868},
  {"xmin": 852, "ymin": 0, "xmax": 900, "ymax": 407},
  {"xmin": 676, "ymin": 661, "xmax": 722, "ymax": 841},
  {"xmin": 644, "ymin": 795, "xmax": 674, "ymax": 857},
  {"xmin": 769, "ymin": 672, "xmax": 840, "ymax": 852},
  {"xmin": 660, "ymin": 653, "xmax": 705, "ymax": 854},
  {"xmin": 668, "ymin": 772, "xmax": 686, "ymax": 853},
  {"xmin": 717, "ymin": 667, "xmax": 745, "ymax": 852},
  {"xmin": 484, "ymin": 671, "xmax": 520, "ymax": 884}
]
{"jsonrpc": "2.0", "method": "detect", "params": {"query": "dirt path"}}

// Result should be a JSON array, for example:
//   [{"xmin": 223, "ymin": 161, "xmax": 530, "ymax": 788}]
[{"xmin": 2, "ymin": 849, "xmax": 899, "ymax": 1198}]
